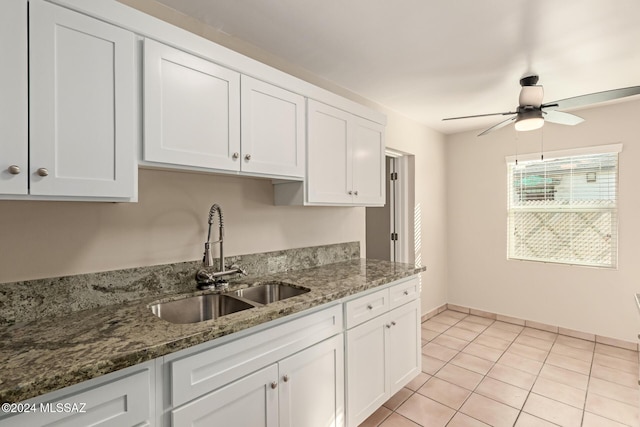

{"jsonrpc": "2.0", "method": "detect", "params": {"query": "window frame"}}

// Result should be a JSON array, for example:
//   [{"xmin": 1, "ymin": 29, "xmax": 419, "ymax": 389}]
[{"xmin": 505, "ymin": 144, "xmax": 622, "ymax": 268}]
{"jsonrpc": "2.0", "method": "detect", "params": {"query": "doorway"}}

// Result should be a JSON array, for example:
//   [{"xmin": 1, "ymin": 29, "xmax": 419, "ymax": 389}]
[{"xmin": 366, "ymin": 150, "xmax": 412, "ymax": 262}]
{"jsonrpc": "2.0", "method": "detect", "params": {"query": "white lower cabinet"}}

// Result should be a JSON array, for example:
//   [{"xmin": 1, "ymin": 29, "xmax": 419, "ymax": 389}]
[
  {"xmin": 278, "ymin": 335, "xmax": 344, "ymax": 427},
  {"xmin": 345, "ymin": 279, "xmax": 421, "ymax": 427},
  {"xmin": 172, "ymin": 335, "xmax": 344, "ymax": 427},
  {"xmin": 0, "ymin": 362, "xmax": 155, "ymax": 427},
  {"xmin": 172, "ymin": 364, "xmax": 279, "ymax": 427},
  {"xmin": 387, "ymin": 300, "xmax": 422, "ymax": 393},
  {"xmin": 346, "ymin": 310, "xmax": 388, "ymax": 424},
  {"xmin": 163, "ymin": 304, "xmax": 344, "ymax": 427}
]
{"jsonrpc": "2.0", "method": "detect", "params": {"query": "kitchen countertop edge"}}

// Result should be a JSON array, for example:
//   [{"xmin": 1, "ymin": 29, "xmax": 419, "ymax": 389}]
[{"xmin": 0, "ymin": 259, "xmax": 425, "ymax": 404}]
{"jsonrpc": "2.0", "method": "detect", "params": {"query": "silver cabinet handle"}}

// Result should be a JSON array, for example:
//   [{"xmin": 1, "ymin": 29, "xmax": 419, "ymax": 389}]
[
  {"xmin": 354, "ymin": 190, "xmax": 359, "ymax": 196},
  {"xmin": 244, "ymin": 154, "xmax": 251, "ymax": 161},
  {"xmin": 37, "ymin": 168, "xmax": 49, "ymax": 177},
  {"xmin": 366, "ymin": 304, "xmax": 373, "ymax": 310},
  {"xmin": 403, "ymin": 290, "xmax": 409, "ymax": 296},
  {"xmin": 386, "ymin": 324, "xmax": 392, "ymax": 329},
  {"xmin": 348, "ymin": 190, "xmax": 353, "ymax": 195},
  {"xmin": 270, "ymin": 381, "xmax": 278, "ymax": 389},
  {"xmin": 8, "ymin": 165, "xmax": 21, "ymax": 175},
  {"xmin": 391, "ymin": 321, "xmax": 397, "ymax": 326},
  {"xmin": 283, "ymin": 375, "xmax": 289, "ymax": 382},
  {"xmin": 232, "ymin": 152, "xmax": 239, "ymax": 159}
]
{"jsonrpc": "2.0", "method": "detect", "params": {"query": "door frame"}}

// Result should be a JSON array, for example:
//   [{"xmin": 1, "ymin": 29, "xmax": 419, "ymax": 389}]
[{"xmin": 385, "ymin": 149, "xmax": 410, "ymax": 263}]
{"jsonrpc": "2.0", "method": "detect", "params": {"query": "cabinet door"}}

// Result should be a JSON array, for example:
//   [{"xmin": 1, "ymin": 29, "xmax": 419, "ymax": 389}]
[
  {"xmin": 346, "ymin": 316, "xmax": 388, "ymax": 427},
  {"xmin": 172, "ymin": 364, "xmax": 278, "ymax": 427},
  {"xmin": 388, "ymin": 299, "xmax": 421, "ymax": 395},
  {"xmin": 0, "ymin": 0, "xmax": 28, "ymax": 195},
  {"xmin": 241, "ymin": 75, "xmax": 305, "ymax": 178},
  {"xmin": 307, "ymin": 100, "xmax": 353, "ymax": 204},
  {"xmin": 352, "ymin": 117, "xmax": 385, "ymax": 206},
  {"xmin": 279, "ymin": 335, "xmax": 345, "ymax": 427},
  {"xmin": 144, "ymin": 39, "xmax": 240, "ymax": 171},
  {"xmin": 29, "ymin": 0, "xmax": 135, "ymax": 198}
]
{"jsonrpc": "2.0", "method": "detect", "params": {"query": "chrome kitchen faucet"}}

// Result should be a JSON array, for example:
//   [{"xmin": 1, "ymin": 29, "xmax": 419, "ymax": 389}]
[{"xmin": 195, "ymin": 203, "xmax": 246, "ymax": 290}]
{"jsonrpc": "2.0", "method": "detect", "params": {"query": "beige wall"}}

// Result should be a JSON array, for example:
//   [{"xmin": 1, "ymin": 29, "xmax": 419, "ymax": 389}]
[
  {"xmin": 1, "ymin": 0, "xmax": 448, "ymax": 318},
  {"xmin": 384, "ymin": 113, "xmax": 448, "ymax": 316},
  {"xmin": 0, "ymin": 170, "xmax": 364, "ymax": 283},
  {"xmin": 446, "ymin": 99, "xmax": 640, "ymax": 342}
]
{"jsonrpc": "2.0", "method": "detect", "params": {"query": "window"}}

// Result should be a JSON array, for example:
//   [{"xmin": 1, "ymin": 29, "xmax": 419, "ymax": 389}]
[{"xmin": 506, "ymin": 145, "xmax": 621, "ymax": 268}]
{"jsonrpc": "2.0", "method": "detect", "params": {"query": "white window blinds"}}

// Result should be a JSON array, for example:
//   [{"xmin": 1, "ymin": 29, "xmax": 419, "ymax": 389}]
[{"xmin": 506, "ymin": 146, "xmax": 620, "ymax": 268}]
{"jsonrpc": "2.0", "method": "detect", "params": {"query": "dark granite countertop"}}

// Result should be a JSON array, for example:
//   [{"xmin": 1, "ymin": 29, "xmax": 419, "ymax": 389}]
[{"xmin": 0, "ymin": 258, "xmax": 425, "ymax": 403}]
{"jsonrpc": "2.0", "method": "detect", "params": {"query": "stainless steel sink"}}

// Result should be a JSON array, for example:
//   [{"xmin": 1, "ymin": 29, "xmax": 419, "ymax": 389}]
[
  {"xmin": 232, "ymin": 282, "xmax": 310, "ymax": 305},
  {"xmin": 150, "ymin": 294, "xmax": 254, "ymax": 324}
]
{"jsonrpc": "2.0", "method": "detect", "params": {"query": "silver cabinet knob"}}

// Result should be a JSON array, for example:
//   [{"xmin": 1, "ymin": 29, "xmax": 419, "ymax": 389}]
[
  {"xmin": 283, "ymin": 375, "xmax": 289, "ymax": 382},
  {"xmin": 37, "ymin": 168, "xmax": 49, "ymax": 177},
  {"xmin": 8, "ymin": 165, "xmax": 21, "ymax": 175},
  {"xmin": 403, "ymin": 290, "xmax": 409, "ymax": 296},
  {"xmin": 366, "ymin": 304, "xmax": 373, "ymax": 310},
  {"xmin": 354, "ymin": 190, "xmax": 359, "ymax": 196},
  {"xmin": 348, "ymin": 190, "xmax": 353, "ymax": 195},
  {"xmin": 391, "ymin": 321, "xmax": 397, "ymax": 326},
  {"xmin": 270, "ymin": 381, "xmax": 278, "ymax": 389},
  {"xmin": 386, "ymin": 324, "xmax": 392, "ymax": 329},
  {"xmin": 244, "ymin": 154, "xmax": 251, "ymax": 161},
  {"xmin": 232, "ymin": 152, "xmax": 240, "ymax": 159}
]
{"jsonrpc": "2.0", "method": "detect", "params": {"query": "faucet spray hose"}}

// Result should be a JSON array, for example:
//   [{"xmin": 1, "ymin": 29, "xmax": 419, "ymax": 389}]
[{"xmin": 204, "ymin": 204, "xmax": 225, "ymax": 269}]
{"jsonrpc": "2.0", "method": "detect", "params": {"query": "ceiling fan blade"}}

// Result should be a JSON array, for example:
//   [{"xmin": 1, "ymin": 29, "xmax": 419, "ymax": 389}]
[
  {"xmin": 519, "ymin": 85, "xmax": 544, "ymax": 107},
  {"xmin": 543, "ymin": 110, "xmax": 584, "ymax": 126},
  {"xmin": 542, "ymin": 86, "xmax": 640, "ymax": 111},
  {"xmin": 478, "ymin": 116, "xmax": 516, "ymax": 136},
  {"xmin": 443, "ymin": 111, "xmax": 516, "ymax": 121}
]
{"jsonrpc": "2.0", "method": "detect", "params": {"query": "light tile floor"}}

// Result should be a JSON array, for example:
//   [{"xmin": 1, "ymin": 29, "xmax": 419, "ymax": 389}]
[{"xmin": 359, "ymin": 310, "xmax": 640, "ymax": 427}]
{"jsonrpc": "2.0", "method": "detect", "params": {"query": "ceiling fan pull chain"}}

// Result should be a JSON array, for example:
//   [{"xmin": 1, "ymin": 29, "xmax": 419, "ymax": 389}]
[{"xmin": 540, "ymin": 126, "xmax": 544, "ymax": 161}]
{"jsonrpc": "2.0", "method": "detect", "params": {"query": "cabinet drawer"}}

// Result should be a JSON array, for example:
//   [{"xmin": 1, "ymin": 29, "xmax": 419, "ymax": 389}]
[
  {"xmin": 345, "ymin": 288, "xmax": 389, "ymax": 329},
  {"xmin": 0, "ymin": 366, "xmax": 152, "ymax": 427},
  {"xmin": 170, "ymin": 304, "xmax": 342, "ymax": 407},
  {"xmin": 389, "ymin": 277, "xmax": 420, "ymax": 309}
]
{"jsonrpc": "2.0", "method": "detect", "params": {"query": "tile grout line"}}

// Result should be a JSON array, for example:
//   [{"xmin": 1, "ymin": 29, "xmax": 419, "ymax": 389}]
[{"xmin": 398, "ymin": 310, "xmax": 640, "ymax": 427}]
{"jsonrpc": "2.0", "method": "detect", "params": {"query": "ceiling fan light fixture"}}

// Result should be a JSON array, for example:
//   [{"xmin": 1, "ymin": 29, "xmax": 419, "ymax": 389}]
[{"xmin": 514, "ymin": 109, "xmax": 544, "ymax": 132}]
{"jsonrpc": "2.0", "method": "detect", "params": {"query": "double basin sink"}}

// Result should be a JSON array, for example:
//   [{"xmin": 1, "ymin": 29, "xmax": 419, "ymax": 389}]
[{"xmin": 150, "ymin": 282, "xmax": 310, "ymax": 324}]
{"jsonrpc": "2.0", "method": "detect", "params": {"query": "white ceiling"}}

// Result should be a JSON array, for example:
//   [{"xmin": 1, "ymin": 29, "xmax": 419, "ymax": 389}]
[{"xmin": 155, "ymin": 0, "xmax": 640, "ymax": 135}]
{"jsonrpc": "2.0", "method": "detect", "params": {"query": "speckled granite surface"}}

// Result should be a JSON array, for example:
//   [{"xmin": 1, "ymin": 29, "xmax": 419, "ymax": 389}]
[
  {"xmin": 0, "ymin": 241, "xmax": 360, "ymax": 325},
  {"xmin": 0, "ymin": 251, "xmax": 424, "ymax": 403}
]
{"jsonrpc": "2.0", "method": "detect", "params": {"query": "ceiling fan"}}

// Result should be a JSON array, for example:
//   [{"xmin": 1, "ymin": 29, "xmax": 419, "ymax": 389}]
[{"xmin": 443, "ymin": 74, "xmax": 640, "ymax": 136}]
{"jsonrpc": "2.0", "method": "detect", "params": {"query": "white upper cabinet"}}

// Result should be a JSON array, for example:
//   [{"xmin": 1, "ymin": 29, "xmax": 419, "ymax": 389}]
[
  {"xmin": 28, "ymin": 0, "xmax": 136, "ymax": 199},
  {"xmin": 304, "ymin": 100, "xmax": 385, "ymax": 206},
  {"xmin": 0, "ymin": 0, "xmax": 28, "ymax": 195},
  {"xmin": 143, "ymin": 40, "xmax": 305, "ymax": 179},
  {"xmin": 2, "ymin": 0, "xmax": 384, "ymax": 201},
  {"xmin": 307, "ymin": 101, "xmax": 352, "ymax": 204},
  {"xmin": 352, "ymin": 117, "xmax": 385, "ymax": 205},
  {"xmin": 143, "ymin": 38, "xmax": 241, "ymax": 171},
  {"xmin": 241, "ymin": 75, "xmax": 305, "ymax": 178}
]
